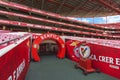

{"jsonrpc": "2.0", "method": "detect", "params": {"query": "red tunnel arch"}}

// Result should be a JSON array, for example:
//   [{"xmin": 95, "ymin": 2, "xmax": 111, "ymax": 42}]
[{"xmin": 32, "ymin": 33, "xmax": 65, "ymax": 62}]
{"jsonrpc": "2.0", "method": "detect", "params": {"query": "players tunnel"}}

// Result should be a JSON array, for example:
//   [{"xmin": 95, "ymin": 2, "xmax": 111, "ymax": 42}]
[{"xmin": 32, "ymin": 33, "xmax": 65, "ymax": 62}]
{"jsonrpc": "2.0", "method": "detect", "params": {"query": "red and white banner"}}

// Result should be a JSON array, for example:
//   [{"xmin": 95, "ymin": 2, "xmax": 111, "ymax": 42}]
[
  {"xmin": 66, "ymin": 40, "xmax": 120, "ymax": 79},
  {"xmin": 66, "ymin": 40, "xmax": 81, "ymax": 62},
  {"xmin": 0, "ymin": 37, "xmax": 30, "ymax": 80},
  {"xmin": 89, "ymin": 43, "xmax": 120, "ymax": 79}
]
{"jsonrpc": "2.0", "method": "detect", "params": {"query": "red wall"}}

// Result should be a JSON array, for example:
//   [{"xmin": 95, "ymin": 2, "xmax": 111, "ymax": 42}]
[
  {"xmin": 0, "ymin": 38, "xmax": 30, "ymax": 80},
  {"xmin": 89, "ymin": 43, "xmax": 120, "ymax": 79},
  {"xmin": 66, "ymin": 40, "xmax": 120, "ymax": 79}
]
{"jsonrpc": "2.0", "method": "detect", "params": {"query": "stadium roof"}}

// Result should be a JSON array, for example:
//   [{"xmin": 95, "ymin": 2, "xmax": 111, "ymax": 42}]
[{"xmin": 8, "ymin": 0, "xmax": 120, "ymax": 17}]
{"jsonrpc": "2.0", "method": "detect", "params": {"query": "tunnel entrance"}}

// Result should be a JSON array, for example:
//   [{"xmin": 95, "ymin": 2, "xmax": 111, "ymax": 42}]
[
  {"xmin": 38, "ymin": 40, "xmax": 58, "ymax": 56},
  {"xmin": 32, "ymin": 33, "xmax": 65, "ymax": 62}
]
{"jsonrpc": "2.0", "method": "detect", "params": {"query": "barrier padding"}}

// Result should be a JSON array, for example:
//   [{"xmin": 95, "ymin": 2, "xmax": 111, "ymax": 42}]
[
  {"xmin": 66, "ymin": 40, "xmax": 120, "ymax": 79},
  {"xmin": 0, "ymin": 38, "xmax": 30, "ymax": 80}
]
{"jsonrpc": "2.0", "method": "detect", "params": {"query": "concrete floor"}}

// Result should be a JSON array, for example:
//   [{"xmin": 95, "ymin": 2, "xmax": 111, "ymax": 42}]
[{"xmin": 25, "ymin": 55, "xmax": 117, "ymax": 80}]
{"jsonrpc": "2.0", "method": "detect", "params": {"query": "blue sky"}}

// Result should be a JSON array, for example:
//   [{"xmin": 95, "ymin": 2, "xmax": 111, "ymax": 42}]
[{"xmin": 72, "ymin": 15, "xmax": 120, "ymax": 24}]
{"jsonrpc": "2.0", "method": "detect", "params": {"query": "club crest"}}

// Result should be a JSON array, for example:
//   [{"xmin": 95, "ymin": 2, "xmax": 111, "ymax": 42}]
[{"xmin": 79, "ymin": 45, "xmax": 90, "ymax": 58}]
